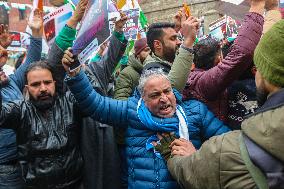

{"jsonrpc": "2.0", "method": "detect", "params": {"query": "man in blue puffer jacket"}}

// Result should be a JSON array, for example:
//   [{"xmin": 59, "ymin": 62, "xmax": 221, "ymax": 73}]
[{"xmin": 65, "ymin": 66, "xmax": 230, "ymax": 189}]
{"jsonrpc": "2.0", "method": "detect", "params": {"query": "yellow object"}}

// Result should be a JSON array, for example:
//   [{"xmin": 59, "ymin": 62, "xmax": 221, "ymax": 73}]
[
  {"xmin": 117, "ymin": 0, "xmax": 126, "ymax": 9},
  {"xmin": 183, "ymin": 3, "xmax": 191, "ymax": 17}
]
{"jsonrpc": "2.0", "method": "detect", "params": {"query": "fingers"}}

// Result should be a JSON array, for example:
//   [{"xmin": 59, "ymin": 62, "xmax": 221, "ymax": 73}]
[
  {"xmin": 169, "ymin": 138, "xmax": 184, "ymax": 148},
  {"xmin": 62, "ymin": 49, "xmax": 74, "ymax": 65},
  {"xmin": 151, "ymin": 141, "xmax": 158, "ymax": 147},
  {"xmin": 156, "ymin": 133, "xmax": 163, "ymax": 140},
  {"xmin": 171, "ymin": 139, "xmax": 196, "ymax": 157}
]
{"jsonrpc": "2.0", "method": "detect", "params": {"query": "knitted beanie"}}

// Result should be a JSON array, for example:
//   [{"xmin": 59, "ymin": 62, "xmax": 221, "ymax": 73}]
[
  {"xmin": 254, "ymin": 20, "xmax": 284, "ymax": 87},
  {"xmin": 134, "ymin": 38, "xmax": 148, "ymax": 56}
]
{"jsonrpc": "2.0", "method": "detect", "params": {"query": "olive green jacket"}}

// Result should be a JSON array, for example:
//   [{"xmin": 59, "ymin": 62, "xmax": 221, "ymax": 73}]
[
  {"xmin": 167, "ymin": 89, "xmax": 284, "ymax": 189},
  {"xmin": 114, "ymin": 54, "xmax": 144, "ymax": 100}
]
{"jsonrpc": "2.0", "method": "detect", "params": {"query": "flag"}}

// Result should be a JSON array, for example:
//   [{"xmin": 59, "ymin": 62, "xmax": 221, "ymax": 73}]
[
  {"xmin": 117, "ymin": 0, "xmax": 127, "ymax": 9},
  {"xmin": 139, "ymin": 11, "xmax": 148, "ymax": 29},
  {"xmin": 33, "ymin": 0, "xmax": 43, "ymax": 11}
]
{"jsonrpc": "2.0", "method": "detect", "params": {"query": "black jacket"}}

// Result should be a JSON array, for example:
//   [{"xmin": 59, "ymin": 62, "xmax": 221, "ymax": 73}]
[{"xmin": 0, "ymin": 92, "xmax": 83, "ymax": 188}]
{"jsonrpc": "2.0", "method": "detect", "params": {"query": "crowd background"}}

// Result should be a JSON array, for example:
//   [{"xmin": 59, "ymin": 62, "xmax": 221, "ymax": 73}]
[{"xmin": 0, "ymin": 0, "xmax": 283, "ymax": 189}]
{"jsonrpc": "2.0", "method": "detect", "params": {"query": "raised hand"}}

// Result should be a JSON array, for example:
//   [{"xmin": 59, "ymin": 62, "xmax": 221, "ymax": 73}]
[
  {"xmin": 249, "ymin": 0, "xmax": 265, "ymax": 14},
  {"xmin": 264, "ymin": 0, "xmax": 279, "ymax": 10},
  {"xmin": 67, "ymin": 0, "xmax": 88, "ymax": 28},
  {"xmin": 173, "ymin": 8, "xmax": 186, "ymax": 32},
  {"xmin": 28, "ymin": 9, "xmax": 43, "ymax": 38},
  {"xmin": 0, "ymin": 24, "xmax": 12, "ymax": 49},
  {"xmin": 181, "ymin": 16, "xmax": 200, "ymax": 47},
  {"xmin": 98, "ymin": 41, "xmax": 108, "ymax": 56},
  {"xmin": 62, "ymin": 48, "xmax": 81, "ymax": 76},
  {"xmin": 114, "ymin": 11, "xmax": 128, "ymax": 32},
  {"xmin": 0, "ymin": 45, "xmax": 8, "ymax": 70}
]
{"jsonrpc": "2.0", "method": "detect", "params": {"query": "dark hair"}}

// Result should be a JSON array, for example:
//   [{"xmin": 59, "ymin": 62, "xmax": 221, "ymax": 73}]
[
  {"xmin": 25, "ymin": 61, "xmax": 53, "ymax": 82},
  {"xmin": 146, "ymin": 22, "xmax": 175, "ymax": 53},
  {"xmin": 193, "ymin": 37, "xmax": 221, "ymax": 70}
]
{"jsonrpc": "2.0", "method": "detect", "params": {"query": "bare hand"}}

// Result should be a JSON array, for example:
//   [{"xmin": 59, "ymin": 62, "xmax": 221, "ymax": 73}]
[
  {"xmin": 173, "ymin": 8, "xmax": 186, "ymax": 32},
  {"xmin": 249, "ymin": 0, "xmax": 265, "ymax": 14},
  {"xmin": 62, "ymin": 48, "xmax": 74, "ymax": 68},
  {"xmin": 28, "ymin": 9, "xmax": 43, "ymax": 37},
  {"xmin": 98, "ymin": 41, "xmax": 108, "ymax": 56},
  {"xmin": 0, "ymin": 24, "xmax": 12, "ymax": 49},
  {"xmin": 181, "ymin": 16, "xmax": 200, "ymax": 47},
  {"xmin": 114, "ymin": 11, "xmax": 128, "ymax": 32},
  {"xmin": 264, "ymin": 0, "xmax": 278, "ymax": 10},
  {"xmin": 67, "ymin": 0, "xmax": 88, "ymax": 28},
  {"xmin": 0, "ymin": 45, "xmax": 8, "ymax": 67},
  {"xmin": 170, "ymin": 138, "xmax": 196, "ymax": 157},
  {"xmin": 72, "ymin": 0, "xmax": 88, "ymax": 23}
]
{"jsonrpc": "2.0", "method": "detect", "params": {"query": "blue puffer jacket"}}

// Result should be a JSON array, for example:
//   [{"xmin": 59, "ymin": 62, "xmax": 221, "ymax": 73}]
[
  {"xmin": 67, "ymin": 71, "xmax": 231, "ymax": 189},
  {"xmin": 0, "ymin": 37, "xmax": 42, "ymax": 164}
]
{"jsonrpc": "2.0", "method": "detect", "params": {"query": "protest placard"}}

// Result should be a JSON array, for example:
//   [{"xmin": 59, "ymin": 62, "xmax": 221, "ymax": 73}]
[
  {"xmin": 7, "ymin": 32, "xmax": 30, "ymax": 51},
  {"xmin": 71, "ymin": 0, "xmax": 110, "ymax": 66},
  {"xmin": 209, "ymin": 16, "xmax": 227, "ymax": 41},
  {"xmin": 43, "ymin": 3, "xmax": 74, "ymax": 46},
  {"xmin": 209, "ymin": 15, "xmax": 238, "ymax": 41}
]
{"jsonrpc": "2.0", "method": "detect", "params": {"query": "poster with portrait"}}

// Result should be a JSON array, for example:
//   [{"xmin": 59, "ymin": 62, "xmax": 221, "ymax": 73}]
[
  {"xmin": 43, "ymin": 3, "xmax": 74, "ymax": 46},
  {"xmin": 209, "ymin": 16, "xmax": 227, "ymax": 41},
  {"xmin": 72, "ymin": 0, "xmax": 110, "ymax": 61},
  {"xmin": 209, "ymin": 15, "xmax": 238, "ymax": 41}
]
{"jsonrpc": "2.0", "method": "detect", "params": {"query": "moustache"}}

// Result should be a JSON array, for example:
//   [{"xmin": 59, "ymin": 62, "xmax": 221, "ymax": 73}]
[{"xmin": 38, "ymin": 92, "xmax": 52, "ymax": 99}]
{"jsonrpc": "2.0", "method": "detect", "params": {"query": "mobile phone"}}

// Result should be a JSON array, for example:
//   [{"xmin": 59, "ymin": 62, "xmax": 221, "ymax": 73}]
[{"xmin": 69, "ymin": 49, "xmax": 81, "ymax": 72}]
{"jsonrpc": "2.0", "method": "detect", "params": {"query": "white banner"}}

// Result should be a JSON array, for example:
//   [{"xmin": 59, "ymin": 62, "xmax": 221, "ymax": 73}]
[{"xmin": 221, "ymin": 0, "xmax": 244, "ymax": 5}]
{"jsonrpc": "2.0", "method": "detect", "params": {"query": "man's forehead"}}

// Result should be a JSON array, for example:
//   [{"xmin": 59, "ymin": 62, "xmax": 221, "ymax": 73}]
[
  {"xmin": 144, "ymin": 77, "xmax": 171, "ymax": 91},
  {"xmin": 162, "ymin": 27, "xmax": 178, "ymax": 37},
  {"xmin": 27, "ymin": 69, "xmax": 53, "ymax": 82}
]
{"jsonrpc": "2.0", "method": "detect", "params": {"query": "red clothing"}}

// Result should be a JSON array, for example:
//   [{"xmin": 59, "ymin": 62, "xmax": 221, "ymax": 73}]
[{"xmin": 183, "ymin": 13, "xmax": 264, "ymax": 122}]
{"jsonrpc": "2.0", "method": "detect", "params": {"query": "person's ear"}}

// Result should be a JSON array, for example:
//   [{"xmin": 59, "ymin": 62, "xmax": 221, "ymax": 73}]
[
  {"xmin": 24, "ymin": 85, "xmax": 30, "ymax": 100},
  {"xmin": 153, "ymin": 40, "xmax": 162, "ymax": 51}
]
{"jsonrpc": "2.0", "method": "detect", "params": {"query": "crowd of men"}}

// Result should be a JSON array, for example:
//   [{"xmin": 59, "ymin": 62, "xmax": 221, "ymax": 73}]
[{"xmin": 0, "ymin": 0, "xmax": 283, "ymax": 188}]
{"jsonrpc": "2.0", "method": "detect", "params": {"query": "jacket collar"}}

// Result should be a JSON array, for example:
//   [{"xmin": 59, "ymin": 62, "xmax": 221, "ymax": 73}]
[
  {"xmin": 151, "ymin": 54, "xmax": 172, "ymax": 68},
  {"xmin": 253, "ymin": 88, "xmax": 284, "ymax": 115}
]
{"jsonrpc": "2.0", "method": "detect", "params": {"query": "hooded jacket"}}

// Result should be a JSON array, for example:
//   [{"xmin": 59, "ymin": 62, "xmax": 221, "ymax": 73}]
[{"xmin": 167, "ymin": 89, "xmax": 284, "ymax": 189}]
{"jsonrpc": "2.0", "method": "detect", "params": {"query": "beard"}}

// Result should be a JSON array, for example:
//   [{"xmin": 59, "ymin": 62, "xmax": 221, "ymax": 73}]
[
  {"xmin": 29, "ymin": 92, "xmax": 55, "ymax": 111},
  {"xmin": 162, "ymin": 43, "xmax": 177, "ymax": 63},
  {"xmin": 256, "ymin": 88, "xmax": 269, "ymax": 107}
]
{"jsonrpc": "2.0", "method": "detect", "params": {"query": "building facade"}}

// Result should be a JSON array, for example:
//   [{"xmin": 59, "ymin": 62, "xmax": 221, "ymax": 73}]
[
  {"xmin": 0, "ymin": 0, "xmax": 52, "ymax": 32},
  {"xmin": 139, "ymin": 0, "xmax": 220, "ymax": 34}
]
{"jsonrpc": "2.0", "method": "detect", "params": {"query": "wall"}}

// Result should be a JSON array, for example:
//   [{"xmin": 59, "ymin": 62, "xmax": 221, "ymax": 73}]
[
  {"xmin": 7, "ymin": 0, "xmax": 52, "ymax": 32},
  {"xmin": 139, "ymin": 0, "xmax": 220, "ymax": 34}
]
